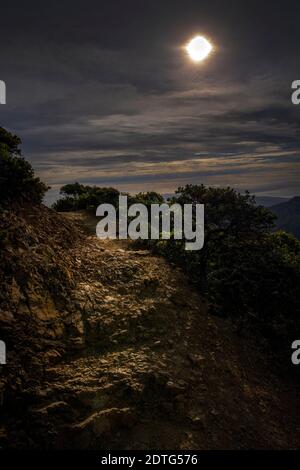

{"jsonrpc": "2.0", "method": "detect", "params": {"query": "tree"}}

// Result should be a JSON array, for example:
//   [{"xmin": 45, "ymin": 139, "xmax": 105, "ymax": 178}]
[
  {"xmin": 60, "ymin": 182, "xmax": 87, "ymax": 198},
  {"xmin": 53, "ymin": 184, "xmax": 120, "ymax": 212},
  {"xmin": 153, "ymin": 184, "xmax": 299, "ymax": 348},
  {"xmin": 166, "ymin": 184, "xmax": 275, "ymax": 284},
  {"xmin": 0, "ymin": 127, "xmax": 48, "ymax": 205}
]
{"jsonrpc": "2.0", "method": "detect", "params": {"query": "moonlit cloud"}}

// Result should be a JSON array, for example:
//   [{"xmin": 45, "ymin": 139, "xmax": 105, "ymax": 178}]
[{"xmin": 0, "ymin": 0, "xmax": 299, "ymax": 203}]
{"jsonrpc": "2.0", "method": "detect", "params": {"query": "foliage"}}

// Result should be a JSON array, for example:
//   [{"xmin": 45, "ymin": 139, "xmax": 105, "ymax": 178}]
[
  {"xmin": 151, "ymin": 185, "xmax": 300, "ymax": 347},
  {"xmin": 53, "ymin": 186, "xmax": 164, "ymax": 213},
  {"xmin": 271, "ymin": 197, "xmax": 300, "ymax": 238},
  {"xmin": 53, "ymin": 180, "xmax": 300, "ymax": 347},
  {"xmin": 0, "ymin": 127, "xmax": 48, "ymax": 205},
  {"xmin": 53, "ymin": 183, "xmax": 120, "ymax": 212},
  {"xmin": 128, "ymin": 191, "xmax": 164, "ymax": 208}
]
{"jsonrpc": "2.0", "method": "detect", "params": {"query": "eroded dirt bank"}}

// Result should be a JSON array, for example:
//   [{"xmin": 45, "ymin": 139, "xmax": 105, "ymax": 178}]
[{"xmin": 0, "ymin": 208, "xmax": 299, "ymax": 449}]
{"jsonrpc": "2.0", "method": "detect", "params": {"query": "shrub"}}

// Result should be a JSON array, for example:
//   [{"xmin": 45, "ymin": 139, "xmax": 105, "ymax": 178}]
[
  {"xmin": 152, "ymin": 185, "xmax": 300, "ymax": 348},
  {"xmin": 53, "ymin": 184, "xmax": 120, "ymax": 212}
]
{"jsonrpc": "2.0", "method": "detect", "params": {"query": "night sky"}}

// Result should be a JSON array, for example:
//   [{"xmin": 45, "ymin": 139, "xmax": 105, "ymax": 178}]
[{"xmin": 1, "ymin": 0, "xmax": 300, "ymax": 204}]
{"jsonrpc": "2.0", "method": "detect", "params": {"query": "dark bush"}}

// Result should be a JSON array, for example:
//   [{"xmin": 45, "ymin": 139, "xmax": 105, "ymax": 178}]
[
  {"xmin": 151, "ymin": 185, "xmax": 300, "ymax": 348},
  {"xmin": 0, "ymin": 127, "xmax": 48, "ymax": 205},
  {"xmin": 53, "ymin": 183, "xmax": 120, "ymax": 212}
]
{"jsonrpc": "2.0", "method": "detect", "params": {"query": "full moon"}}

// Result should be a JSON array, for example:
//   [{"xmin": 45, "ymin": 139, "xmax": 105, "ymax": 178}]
[{"xmin": 186, "ymin": 36, "xmax": 212, "ymax": 62}]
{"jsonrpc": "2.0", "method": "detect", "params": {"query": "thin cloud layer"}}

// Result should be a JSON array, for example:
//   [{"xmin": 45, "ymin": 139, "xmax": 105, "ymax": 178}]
[{"xmin": 0, "ymin": 0, "xmax": 299, "ymax": 201}]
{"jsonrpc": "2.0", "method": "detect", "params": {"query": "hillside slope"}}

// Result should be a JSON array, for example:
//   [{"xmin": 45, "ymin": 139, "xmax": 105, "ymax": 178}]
[{"xmin": 0, "ymin": 209, "xmax": 300, "ymax": 449}]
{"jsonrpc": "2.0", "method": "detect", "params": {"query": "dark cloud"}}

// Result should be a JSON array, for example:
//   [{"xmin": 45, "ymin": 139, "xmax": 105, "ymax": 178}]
[{"xmin": 0, "ymin": 0, "xmax": 300, "ymax": 202}]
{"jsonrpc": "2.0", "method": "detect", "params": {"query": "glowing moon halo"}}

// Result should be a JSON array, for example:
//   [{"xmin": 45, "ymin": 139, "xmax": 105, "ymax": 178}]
[{"xmin": 186, "ymin": 36, "xmax": 212, "ymax": 62}]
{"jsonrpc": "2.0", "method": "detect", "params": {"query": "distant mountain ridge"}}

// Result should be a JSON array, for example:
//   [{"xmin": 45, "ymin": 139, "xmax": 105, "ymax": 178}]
[{"xmin": 270, "ymin": 196, "xmax": 300, "ymax": 238}]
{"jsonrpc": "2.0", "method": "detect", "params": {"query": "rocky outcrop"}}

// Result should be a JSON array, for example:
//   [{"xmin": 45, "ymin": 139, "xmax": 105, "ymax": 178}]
[{"xmin": 0, "ymin": 204, "xmax": 84, "ymax": 417}]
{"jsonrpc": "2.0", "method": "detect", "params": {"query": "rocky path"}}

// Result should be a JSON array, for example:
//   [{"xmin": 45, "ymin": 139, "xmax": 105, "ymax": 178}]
[{"xmin": 5, "ymin": 220, "xmax": 300, "ymax": 449}]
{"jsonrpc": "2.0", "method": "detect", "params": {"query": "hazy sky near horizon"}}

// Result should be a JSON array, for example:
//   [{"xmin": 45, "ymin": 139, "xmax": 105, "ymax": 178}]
[{"xmin": 1, "ymin": 0, "xmax": 300, "ymax": 202}]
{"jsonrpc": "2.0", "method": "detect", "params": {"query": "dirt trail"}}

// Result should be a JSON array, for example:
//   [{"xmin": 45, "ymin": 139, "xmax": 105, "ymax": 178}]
[{"xmin": 6, "ymin": 215, "xmax": 300, "ymax": 449}]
